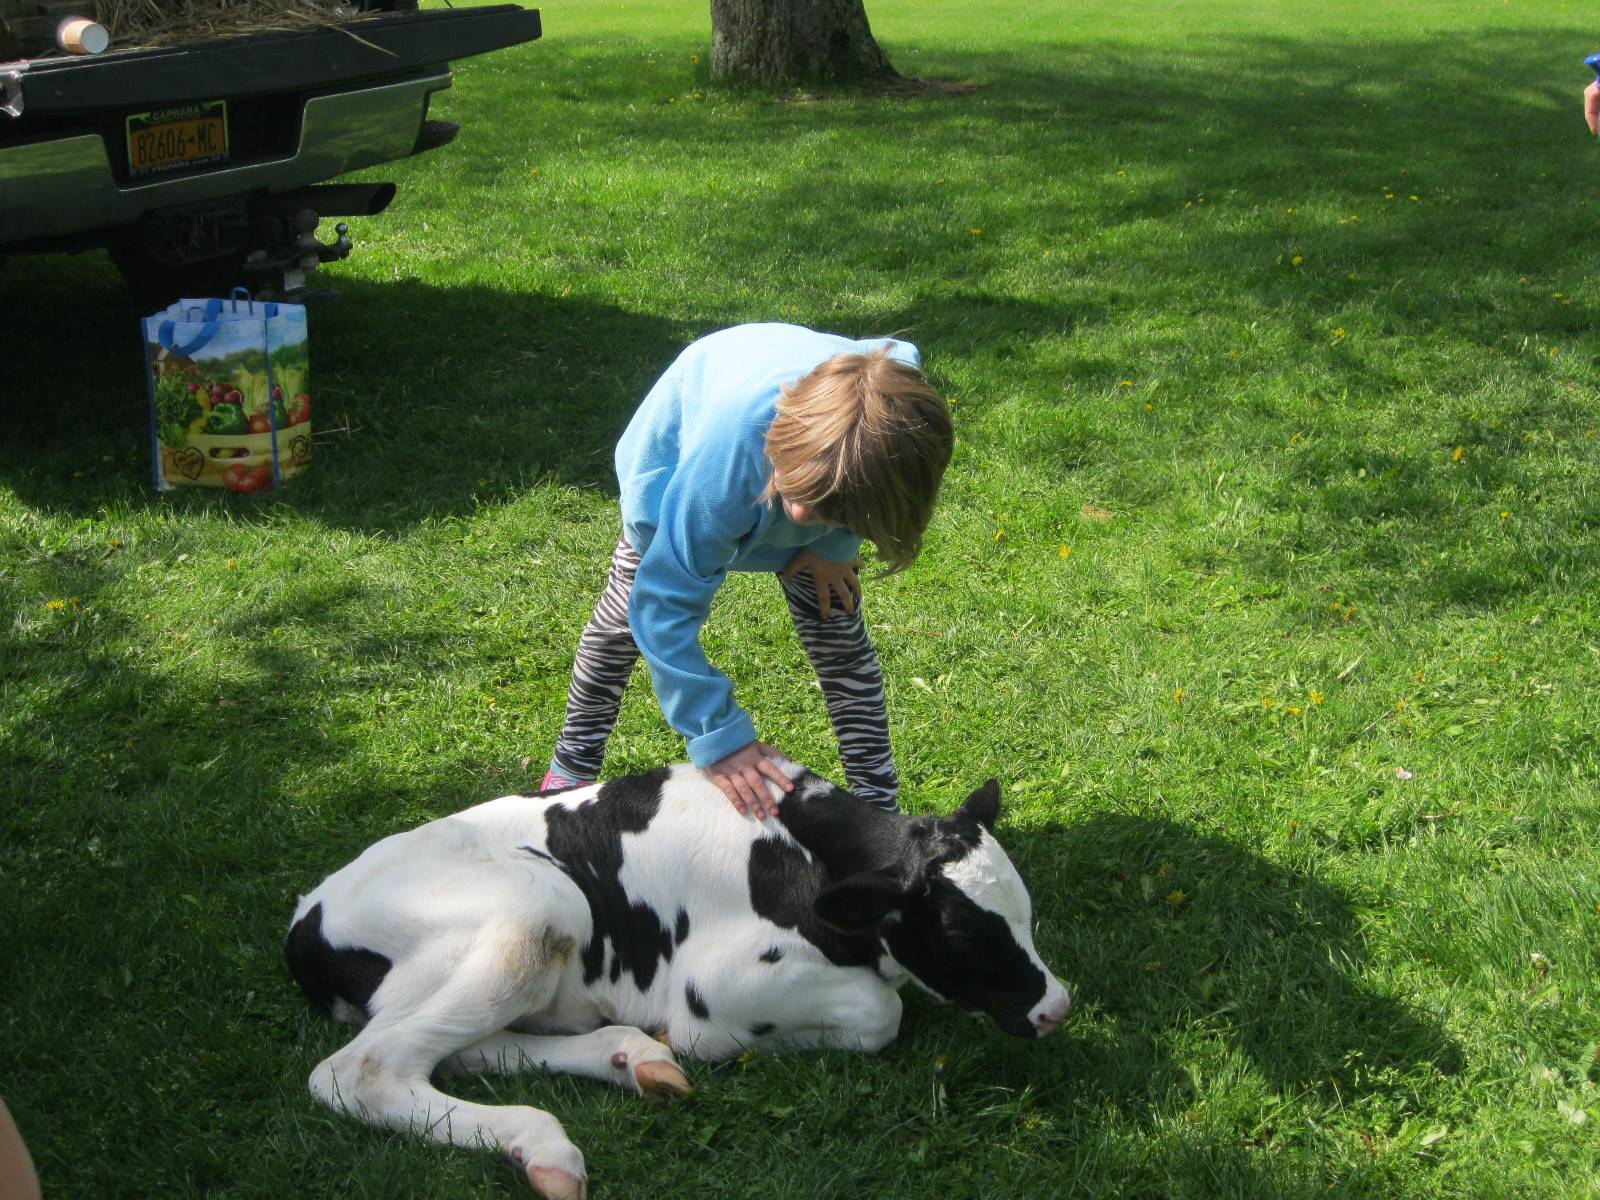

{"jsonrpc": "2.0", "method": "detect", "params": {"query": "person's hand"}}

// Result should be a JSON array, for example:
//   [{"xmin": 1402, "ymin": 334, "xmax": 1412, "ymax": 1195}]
[
  {"xmin": 707, "ymin": 740, "xmax": 792, "ymax": 818},
  {"xmin": 781, "ymin": 547, "xmax": 864, "ymax": 619},
  {"xmin": 1586, "ymin": 81, "xmax": 1600, "ymax": 135}
]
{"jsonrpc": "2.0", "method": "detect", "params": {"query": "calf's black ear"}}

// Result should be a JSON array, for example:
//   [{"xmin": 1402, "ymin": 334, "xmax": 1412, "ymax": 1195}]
[
  {"xmin": 815, "ymin": 870, "xmax": 906, "ymax": 933},
  {"xmin": 958, "ymin": 779, "xmax": 1001, "ymax": 831}
]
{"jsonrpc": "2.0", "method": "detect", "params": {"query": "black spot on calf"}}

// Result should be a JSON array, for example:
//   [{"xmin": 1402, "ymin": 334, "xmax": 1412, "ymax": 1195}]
[
  {"xmin": 543, "ymin": 770, "xmax": 678, "ymax": 991},
  {"xmin": 749, "ymin": 1022, "xmax": 776, "ymax": 1037},
  {"xmin": 685, "ymin": 982, "xmax": 710, "ymax": 1020},
  {"xmin": 284, "ymin": 903, "xmax": 392, "ymax": 1018},
  {"xmin": 759, "ymin": 946, "xmax": 784, "ymax": 964}
]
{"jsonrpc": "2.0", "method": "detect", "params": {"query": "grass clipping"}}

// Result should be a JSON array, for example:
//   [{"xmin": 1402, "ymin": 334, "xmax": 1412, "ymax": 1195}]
[{"xmin": 96, "ymin": 0, "xmax": 362, "ymax": 49}]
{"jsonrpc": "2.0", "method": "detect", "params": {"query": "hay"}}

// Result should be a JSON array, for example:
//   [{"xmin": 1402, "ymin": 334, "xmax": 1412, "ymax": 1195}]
[{"xmin": 94, "ymin": 0, "xmax": 361, "ymax": 50}]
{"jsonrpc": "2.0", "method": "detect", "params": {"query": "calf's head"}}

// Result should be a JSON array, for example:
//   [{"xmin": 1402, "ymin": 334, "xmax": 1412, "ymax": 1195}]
[{"xmin": 813, "ymin": 780, "xmax": 1072, "ymax": 1038}]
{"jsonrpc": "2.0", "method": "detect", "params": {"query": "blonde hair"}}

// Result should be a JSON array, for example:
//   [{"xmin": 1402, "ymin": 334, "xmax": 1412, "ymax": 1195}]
[{"xmin": 764, "ymin": 349, "xmax": 953, "ymax": 571}]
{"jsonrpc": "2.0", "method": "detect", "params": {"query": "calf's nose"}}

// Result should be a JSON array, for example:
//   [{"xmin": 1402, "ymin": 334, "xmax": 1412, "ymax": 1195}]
[{"xmin": 1034, "ymin": 991, "xmax": 1072, "ymax": 1037}]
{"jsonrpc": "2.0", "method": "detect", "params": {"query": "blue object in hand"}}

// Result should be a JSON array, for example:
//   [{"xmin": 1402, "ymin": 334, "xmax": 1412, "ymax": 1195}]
[{"xmin": 1587, "ymin": 53, "xmax": 1600, "ymax": 82}]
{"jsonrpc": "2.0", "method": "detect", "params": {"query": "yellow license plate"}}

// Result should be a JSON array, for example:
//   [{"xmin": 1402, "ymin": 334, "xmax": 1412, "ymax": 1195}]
[{"xmin": 126, "ymin": 101, "xmax": 229, "ymax": 178}]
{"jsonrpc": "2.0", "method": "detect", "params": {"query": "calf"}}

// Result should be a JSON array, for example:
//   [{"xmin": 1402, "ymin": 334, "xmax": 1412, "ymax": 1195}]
[{"xmin": 285, "ymin": 760, "xmax": 1071, "ymax": 1199}]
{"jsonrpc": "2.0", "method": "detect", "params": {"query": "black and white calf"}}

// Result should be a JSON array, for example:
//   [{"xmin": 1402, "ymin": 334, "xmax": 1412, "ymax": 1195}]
[{"xmin": 285, "ymin": 761, "xmax": 1070, "ymax": 1199}]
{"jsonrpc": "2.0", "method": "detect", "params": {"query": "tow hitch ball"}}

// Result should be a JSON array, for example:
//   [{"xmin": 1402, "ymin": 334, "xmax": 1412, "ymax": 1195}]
[{"xmin": 246, "ymin": 209, "xmax": 352, "ymax": 300}]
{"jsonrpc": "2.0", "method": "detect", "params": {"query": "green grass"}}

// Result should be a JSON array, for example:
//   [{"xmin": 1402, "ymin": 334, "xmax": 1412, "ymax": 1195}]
[{"xmin": 5, "ymin": 0, "xmax": 1600, "ymax": 1195}]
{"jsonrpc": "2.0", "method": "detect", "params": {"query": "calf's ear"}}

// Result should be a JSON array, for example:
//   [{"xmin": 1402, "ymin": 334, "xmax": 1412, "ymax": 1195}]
[
  {"xmin": 958, "ymin": 779, "xmax": 1001, "ymax": 831},
  {"xmin": 815, "ymin": 871, "xmax": 906, "ymax": 933}
]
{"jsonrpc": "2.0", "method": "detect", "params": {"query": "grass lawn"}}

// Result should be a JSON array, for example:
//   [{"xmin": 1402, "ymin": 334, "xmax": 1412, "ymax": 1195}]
[{"xmin": 4, "ymin": 0, "xmax": 1600, "ymax": 1195}]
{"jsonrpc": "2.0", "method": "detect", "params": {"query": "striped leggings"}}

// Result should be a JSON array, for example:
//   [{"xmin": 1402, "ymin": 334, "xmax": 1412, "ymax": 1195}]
[{"xmin": 550, "ymin": 539, "xmax": 899, "ymax": 810}]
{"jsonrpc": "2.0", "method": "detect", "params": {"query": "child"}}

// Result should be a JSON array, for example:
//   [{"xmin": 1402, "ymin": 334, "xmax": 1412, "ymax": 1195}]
[{"xmin": 542, "ymin": 323, "xmax": 953, "ymax": 818}]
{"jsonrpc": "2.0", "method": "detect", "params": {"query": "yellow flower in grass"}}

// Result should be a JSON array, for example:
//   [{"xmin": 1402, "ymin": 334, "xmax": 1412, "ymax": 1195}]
[
  {"xmin": 1174, "ymin": 687, "xmax": 1185, "ymax": 704},
  {"xmin": 1059, "ymin": 545, "xmax": 1072, "ymax": 558},
  {"xmin": 1165, "ymin": 889, "xmax": 1188, "ymax": 907},
  {"xmin": 45, "ymin": 599, "xmax": 66, "ymax": 611},
  {"xmin": 1310, "ymin": 690, "xmax": 1324, "ymax": 705},
  {"xmin": 1333, "ymin": 328, "xmax": 1346, "ymax": 339},
  {"xmin": 1452, "ymin": 446, "xmax": 1466, "ymax": 463},
  {"xmin": 1291, "ymin": 255, "xmax": 1304, "ymax": 267}
]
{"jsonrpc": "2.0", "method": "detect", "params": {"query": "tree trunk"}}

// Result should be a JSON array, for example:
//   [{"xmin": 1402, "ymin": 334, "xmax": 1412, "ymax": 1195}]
[{"xmin": 710, "ymin": 0, "xmax": 897, "ymax": 87}]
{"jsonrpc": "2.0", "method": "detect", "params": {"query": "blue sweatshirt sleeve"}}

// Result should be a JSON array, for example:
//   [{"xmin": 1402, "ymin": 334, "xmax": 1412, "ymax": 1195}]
[{"xmin": 628, "ymin": 443, "xmax": 766, "ymax": 767}]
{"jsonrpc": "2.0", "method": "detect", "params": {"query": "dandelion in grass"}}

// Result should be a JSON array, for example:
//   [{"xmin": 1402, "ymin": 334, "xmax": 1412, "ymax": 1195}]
[
  {"xmin": 970, "ymin": 228, "xmax": 983, "ymax": 237},
  {"xmin": 1290, "ymin": 432, "xmax": 1302, "ymax": 445},
  {"xmin": 690, "ymin": 54, "xmax": 701, "ymax": 63},
  {"xmin": 1310, "ymin": 690, "xmax": 1324, "ymax": 705},
  {"xmin": 1143, "ymin": 960, "xmax": 1164, "ymax": 973},
  {"xmin": 1157, "ymin": 862, "xmax": 1173, "ymax": 878},
  {"xmin": 1395, "ymin": 767, "xmax": 1413, "ymax": 781},
  {"xmin": 45, "ymin": 599, "xmax": 65, "ymax": 611},
  {"xmin": 1165, "ymin": 889, "xmax": 1188, "ymax": 907},
  {"xmin": 1500, "ymin": 511, "xmax": 1510, "ymax": 520},
  {"xmin": 1145, "ymin": 403, "xmax": 1154, "ymax": 413},
  {"xmin": 1291, "ymin": 255, "xmax": 1304, "ymax": 267},
  {"xmin": 1119, "ymin": 380, "xmax": 1133, "ymax": 387},
  {"xmin": 1262, "ymin": 697, "xmax": 1277, "ymax": 709},
  {"xmin": 1333, "ymin": 328, "xmax": 1346, "ymax": 339},
  {"xmin": 1059, "ymin": 545, "xmax": 1072, "ymax": 558},
  {"xmin": 1410, "ymin": 195, "xmax": 1420, "ymax": 202},
  {"xmin": 226, "ymin": 560, "xmax": 238, "ymax": 570},
  {"xmin": 994, "ymin": 531, "xmax": 1005, "ymax": 543},
  {"xmin": 1452, "ymin": 445, "xmax": 1466, "ymax": 463},
  {"xmin": 1174, "ymin": 687, "xmax": 1184, "ymax": 704},
  {"xmin": 1524, "ymin": 432, "xmax": 1537, "ymax": 442}
]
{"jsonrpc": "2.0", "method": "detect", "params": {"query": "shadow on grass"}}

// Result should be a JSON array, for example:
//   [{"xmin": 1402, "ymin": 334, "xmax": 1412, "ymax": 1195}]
[
  {"xmin": 938, "ymin": 812, "xmax": 1460, "ymax": 1112},
  {"xmin": 0, "ymin": 255, "xmax": 686, "ymax": 528}
]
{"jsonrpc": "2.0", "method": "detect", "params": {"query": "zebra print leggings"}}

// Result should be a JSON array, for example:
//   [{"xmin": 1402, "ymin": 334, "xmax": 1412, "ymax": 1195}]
[{"xmin": 549, "ymin": 539, "xmax": 900, "ymax": 810}]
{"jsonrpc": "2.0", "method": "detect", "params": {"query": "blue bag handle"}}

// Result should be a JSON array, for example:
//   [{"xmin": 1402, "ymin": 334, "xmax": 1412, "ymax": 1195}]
[{"xmin": 157, "ymin": 317, "xmax": 220, "ymax": 357}]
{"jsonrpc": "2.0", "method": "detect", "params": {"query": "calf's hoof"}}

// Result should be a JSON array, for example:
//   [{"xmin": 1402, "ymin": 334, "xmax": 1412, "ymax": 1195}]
[
  {"xmin": 634, "ymin": 1059, "xmax": 692, "ymax": 1102},
  {"xmin": 527, "ymin": 1165, "xmax": 587, "ymax": 1200}
]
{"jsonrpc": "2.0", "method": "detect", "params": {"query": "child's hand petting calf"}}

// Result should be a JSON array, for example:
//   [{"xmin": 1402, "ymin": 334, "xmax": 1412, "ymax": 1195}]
[{"xmin": 708, "ymin": 741, "xmax": 793, "ymax": 819}]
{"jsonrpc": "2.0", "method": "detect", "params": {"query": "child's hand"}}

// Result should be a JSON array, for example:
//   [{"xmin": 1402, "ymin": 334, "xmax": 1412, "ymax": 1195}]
[
  {"xmin": 781, "ymin": 548, "xmax": 864, "ymax": 619},
  {"xmin": 1587, "ymin": 81, "xmax": 1600, "ymax": 135},
  {"xmin": 708, "ymin": 741, "xmax": 793, "ymax": 819}
]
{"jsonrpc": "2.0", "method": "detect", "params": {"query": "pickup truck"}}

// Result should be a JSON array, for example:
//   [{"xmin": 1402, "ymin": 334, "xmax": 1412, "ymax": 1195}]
[{"xmin": 0, "ymin": 0, "xmax": 540, "ymax": 298}]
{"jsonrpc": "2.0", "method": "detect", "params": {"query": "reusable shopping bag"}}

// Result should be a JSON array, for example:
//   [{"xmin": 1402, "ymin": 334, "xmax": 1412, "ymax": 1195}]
[{"xmin": 143, "ymin": 289, "xmax": 312, "ymax": 491}]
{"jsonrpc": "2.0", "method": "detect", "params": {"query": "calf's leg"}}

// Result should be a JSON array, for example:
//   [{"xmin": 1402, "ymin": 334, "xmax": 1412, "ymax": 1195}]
[
  {"xmin": 307, "ymin": 930, "xmax": 587, "ymax": 1199},
  {"xmin": 445, "ymin": 1026, "xmax": 690, "ymax": 1100}
]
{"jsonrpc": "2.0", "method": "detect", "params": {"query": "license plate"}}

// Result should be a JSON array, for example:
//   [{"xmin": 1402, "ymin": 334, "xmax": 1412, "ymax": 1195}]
[{"xmin": 126, "ymin": 101, "xmax": 229, "ymax": 178}]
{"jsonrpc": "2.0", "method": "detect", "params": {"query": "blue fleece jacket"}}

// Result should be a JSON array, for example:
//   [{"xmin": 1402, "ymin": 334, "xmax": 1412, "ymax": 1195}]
[{"xmin": 615, "ymin": 323, "xmax": 921, "ymax": 768}]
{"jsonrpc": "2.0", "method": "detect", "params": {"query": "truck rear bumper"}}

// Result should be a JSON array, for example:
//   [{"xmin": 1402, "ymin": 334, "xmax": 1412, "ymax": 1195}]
[{"xmin": 0, "ymin": 70, "xmax": 449, "ymax": 245}]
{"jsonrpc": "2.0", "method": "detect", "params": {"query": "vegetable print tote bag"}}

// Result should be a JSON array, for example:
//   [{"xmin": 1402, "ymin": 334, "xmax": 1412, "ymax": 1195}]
[{"xmin": 143, "ymin": 290, "xmax": 312, "ymax": 492}]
